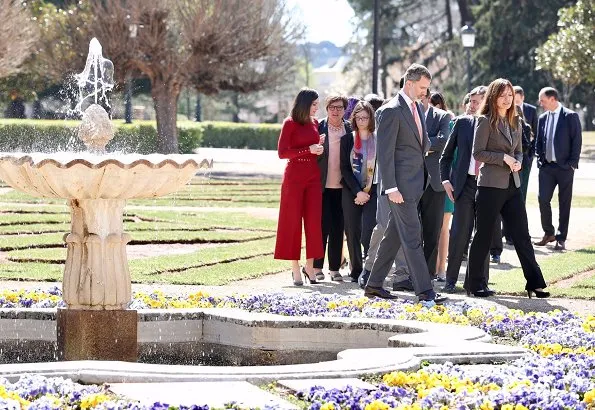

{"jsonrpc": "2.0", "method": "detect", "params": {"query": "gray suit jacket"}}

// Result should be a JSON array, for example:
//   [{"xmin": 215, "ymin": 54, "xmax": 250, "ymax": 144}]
[
  {"xmin": 473, "ymin": 115, "xmax": 523, "ymax": 189},
  {"xmin": 376, "ymin": 94, "xmax": 430, "ymax": 200},
  {"xmin": 424, "ymin": 106, "xmax": 451, "ymax": 192}
]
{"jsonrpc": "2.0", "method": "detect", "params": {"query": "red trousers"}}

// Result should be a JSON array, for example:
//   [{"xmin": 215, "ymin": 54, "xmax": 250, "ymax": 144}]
[{"xmin": 274, "ymin": 160, "xmax": 323, "ymax": 260}]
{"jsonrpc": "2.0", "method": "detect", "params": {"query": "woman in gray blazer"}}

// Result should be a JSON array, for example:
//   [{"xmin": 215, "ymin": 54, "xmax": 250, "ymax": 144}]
[{"xmin": 467, "ymin": 79, "xmax": 549, "ymax": 299}]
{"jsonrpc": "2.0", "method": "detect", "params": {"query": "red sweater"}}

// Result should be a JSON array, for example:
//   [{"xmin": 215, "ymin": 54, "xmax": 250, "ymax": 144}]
[{"xmin": 277, "ymin": 117, "xmax": 319, "ymax": 160}]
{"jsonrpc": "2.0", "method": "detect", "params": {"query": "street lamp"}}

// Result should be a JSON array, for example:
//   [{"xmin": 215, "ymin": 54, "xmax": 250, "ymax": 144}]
[{"xmin": 461, "ymin": 24, "xmax": 476, "ymax": 92}]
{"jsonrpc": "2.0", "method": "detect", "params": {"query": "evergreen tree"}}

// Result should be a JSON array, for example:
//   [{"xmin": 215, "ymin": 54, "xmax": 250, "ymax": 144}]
[{"xmin": 471, "ymin": 0, "xmax": 575, "ymax": 103}]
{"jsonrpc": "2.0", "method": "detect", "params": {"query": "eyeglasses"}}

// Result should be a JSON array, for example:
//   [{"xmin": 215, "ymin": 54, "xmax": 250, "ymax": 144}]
[
  {"xmin": 355, "ymin": 116, "xmax": 370, "ymax": 121},
  {"xmin": 327, "ymin": 105, "xmax": 344, "ymax": 111}
]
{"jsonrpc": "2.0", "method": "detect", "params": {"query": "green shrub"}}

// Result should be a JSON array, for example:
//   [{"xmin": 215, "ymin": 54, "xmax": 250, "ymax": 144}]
[
  {"xmin": 198, "ymin": 121, "xmax": 281, "ymax": 150},
  {"xmin": 0, "ymin": 120, "xmax": 280, "ymax": 153}
]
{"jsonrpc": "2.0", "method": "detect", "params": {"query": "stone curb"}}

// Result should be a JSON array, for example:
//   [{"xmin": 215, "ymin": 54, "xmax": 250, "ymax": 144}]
[{"xmin": 0, "ymin": 307, "xmax": 528, "ymax": 383}]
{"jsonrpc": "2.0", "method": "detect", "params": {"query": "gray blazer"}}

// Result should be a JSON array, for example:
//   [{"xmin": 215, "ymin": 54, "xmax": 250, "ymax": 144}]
[
  {"xmin": 376, "ymin": 94, "xmax": 430, "ymax": 200},
  {"xmin": 473, "ymin": 115, "xmax": 523, "ymax": 189},
  {"xmin": 424, "ymin": 106, "xmax": 451, "ymax": 192}
]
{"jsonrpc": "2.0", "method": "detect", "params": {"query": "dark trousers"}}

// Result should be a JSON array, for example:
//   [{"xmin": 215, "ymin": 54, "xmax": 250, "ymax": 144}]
[
  {"xmin": 468, "ymin": 176, "xmax": 547, "ymax": 292},
  {"xmin": 538, "ymin": 163, "xmax": 574, "ymax": 242},
  {"xmin": 519, "ymin": 154, "xmax": 533, "ymax": 203},
  {"xmin": 419, "ymin": 186, "xmax": 445, "ymax": 276},
  {"xmin": 491, "ymin": 215, "xmax": 504, "ymax": 256},
  {"xmin": 368, "ymin": 197, "xmax": 434, "ymax": 297},
  {"xmin": 342, "ymin": 185, "xmax": 377, "ymax": 279},
  {"xmin": 445, "ymin": 176, "xmax": 488, "ymax": 286},
  {"xmin": 314, "ymin": 188, "xmax": 344, "ymax": 270}
]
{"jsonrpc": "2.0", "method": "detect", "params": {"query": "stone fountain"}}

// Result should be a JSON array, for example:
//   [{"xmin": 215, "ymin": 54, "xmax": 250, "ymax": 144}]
[{"xmin": 0, "ymin": 38, "xmax": 211, "ymax": 361}]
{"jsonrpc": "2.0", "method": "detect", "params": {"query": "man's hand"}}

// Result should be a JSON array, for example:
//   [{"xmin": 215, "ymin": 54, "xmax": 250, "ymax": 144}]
[
  {"xmin": 511, "ymin": 162, "xmax": 521, "ymax": 172},
  {"xmin": 442, "ymin": 181, "xmax": 454, "ymax": 202},
  {"xmin": 354, "ymin": 191, "xmax": 370, "ymax": 205},
  {"xmin": 387, "ymin": 190, "xmax": 404, "ymax": 204},
  {"xmin": 309, "ymin": 144, "xmax": 324, "ymax": 155}
]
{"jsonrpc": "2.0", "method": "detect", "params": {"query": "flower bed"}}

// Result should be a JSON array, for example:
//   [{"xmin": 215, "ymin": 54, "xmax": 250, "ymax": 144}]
[{"xmin": 1, "ymin": 288, "xmax": 594, "ymax": 409}]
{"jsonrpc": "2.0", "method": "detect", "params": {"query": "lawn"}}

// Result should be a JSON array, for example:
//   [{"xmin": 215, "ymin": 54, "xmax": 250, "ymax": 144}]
[
  {"xmin": 489, "ymin": 246, "xmax": 595, "ymax": 299},
  {"xmin": 0, "ymin": 178, "xmax": 283, "ymax": 285},
  {"xmin": 1, "ymin": 176, "xmax": 595, "ymax": 296}
]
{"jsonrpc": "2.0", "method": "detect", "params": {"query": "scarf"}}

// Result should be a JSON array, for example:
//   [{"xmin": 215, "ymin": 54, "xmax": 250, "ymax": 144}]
[{"xmin": 350, "ymin": 131, "xmax": 376, "ymax": 193}]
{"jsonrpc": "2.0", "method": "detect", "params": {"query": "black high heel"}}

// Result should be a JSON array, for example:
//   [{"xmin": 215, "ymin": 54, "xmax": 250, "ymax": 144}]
[
  {"xmin": 302, "ymin": 267, "xmax": 318, "ymax": 284},
  {"xmin": 527, "ymin": 289, "xmax": 550, "ymax": 299},
  {"xmin": 291, "ymin": 271, "xmax": 303, "ymax": 286}
]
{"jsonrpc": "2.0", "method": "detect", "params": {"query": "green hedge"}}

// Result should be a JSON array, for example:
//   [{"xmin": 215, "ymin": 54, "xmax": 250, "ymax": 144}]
[
  {"xmin": 0, "ymin": 120, "xmax": 281, "ymax": 153},
  {"xmin": 197, "ymin": 121, "xmax": 281, "ymax": 150}
]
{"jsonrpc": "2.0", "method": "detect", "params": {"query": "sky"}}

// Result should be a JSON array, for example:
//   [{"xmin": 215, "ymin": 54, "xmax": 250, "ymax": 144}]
[{"xmin": 287, "ymin": 0, "xmax": 356, "ymax": 46}]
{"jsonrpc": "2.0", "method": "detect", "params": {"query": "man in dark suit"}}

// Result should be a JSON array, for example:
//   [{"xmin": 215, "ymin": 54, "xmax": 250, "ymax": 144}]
[
  {"xmin": 513, "ymin": 86, "xmax": 538, "ymax": 202},
  {"xmin": 419, "ymin": 90, "xmax": 452, "ymax": 276},
  {"xmin": 364, "ymin": 63, "xmax": 446, "ymax": 306},
  {"xmin": 439, "ymin": 86, "xmax": 491, "ymax": 293},
  {"xmin": 534, "ymin": 87, "xmax": 582, "ymax": 251}
]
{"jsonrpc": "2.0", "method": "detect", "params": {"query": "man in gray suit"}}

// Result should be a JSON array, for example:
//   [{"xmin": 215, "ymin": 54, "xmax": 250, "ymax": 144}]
[
  {"xmin": 391, "ymin": 89, "xmax": 451, "ymax": 290},
  {"xmin": 364, "ymin": 64, "xmax": 446, "ymax": 306}
]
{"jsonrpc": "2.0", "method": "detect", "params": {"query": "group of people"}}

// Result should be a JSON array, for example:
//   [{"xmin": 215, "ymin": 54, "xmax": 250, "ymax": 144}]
[{"xmin": 274, "ymin": 62, "xmax": 582, "ymax": 306}]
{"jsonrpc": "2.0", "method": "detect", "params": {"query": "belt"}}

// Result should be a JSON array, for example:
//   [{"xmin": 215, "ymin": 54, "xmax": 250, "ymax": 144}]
[
  {"xmin": 467, "ymin": 174, "xmax": 478, "ymax": 180},
  {"xmin": 289, "ymin": 157, "xmax": 316, "ymax": 163}
]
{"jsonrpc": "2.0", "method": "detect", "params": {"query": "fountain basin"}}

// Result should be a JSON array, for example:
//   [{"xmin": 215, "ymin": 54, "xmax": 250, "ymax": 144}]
[
  {"xmin": 0, "ymin": 307, "xmax": 528, "ymax": 383},
  {"xmin": 0, "ymin": 153, "xmax": 212, "ymax": 199}
]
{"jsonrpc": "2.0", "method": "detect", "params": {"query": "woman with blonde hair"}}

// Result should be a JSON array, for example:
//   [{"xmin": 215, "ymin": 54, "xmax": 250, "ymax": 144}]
[{"xmin": 466, "ymin": 78, "xmax": 549, "ymax": 298}]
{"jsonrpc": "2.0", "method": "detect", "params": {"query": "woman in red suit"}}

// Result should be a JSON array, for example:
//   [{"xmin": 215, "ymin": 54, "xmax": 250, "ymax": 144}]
[{"xmin": 274, "ymin": 88, "xmax": 325, "ymax": 285}]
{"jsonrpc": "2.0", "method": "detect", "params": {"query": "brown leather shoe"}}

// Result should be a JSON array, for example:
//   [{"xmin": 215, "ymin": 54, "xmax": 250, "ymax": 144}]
[
  {"xmin": 554, "ymin": 240, "xmax": 566, "ymax": 251},
  {"xmin": 534, "ymin": 234, "xmax": 555, "ymax": 246}
]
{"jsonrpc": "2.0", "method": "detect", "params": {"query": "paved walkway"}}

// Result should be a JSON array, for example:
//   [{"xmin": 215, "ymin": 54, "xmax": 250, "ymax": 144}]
[{"xmin": 1, "ymin": 148, "xmax": 594, "ymax": 315}]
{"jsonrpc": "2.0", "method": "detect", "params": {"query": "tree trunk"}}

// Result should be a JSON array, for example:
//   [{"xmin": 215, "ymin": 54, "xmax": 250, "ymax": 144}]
[
  {"xmin": 152, "ymin": 83, "xmax": 181, "ymax": 154},
  {"xmin": 445, "ymin": 0, "xmax": 453, "ymax": 40}
]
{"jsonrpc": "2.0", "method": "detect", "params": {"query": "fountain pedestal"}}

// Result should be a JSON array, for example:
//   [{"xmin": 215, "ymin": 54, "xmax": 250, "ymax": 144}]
[
  {"xmin": 57, "ymin": 308, "xmax": 137, "ymax": 362},
  {"xmin": 63, "ymin": 198, "xmax": 131, "ymax": 310},
  {"xmin": 58, "ymin": 198, "xmax": 138, "ymax": 361}
]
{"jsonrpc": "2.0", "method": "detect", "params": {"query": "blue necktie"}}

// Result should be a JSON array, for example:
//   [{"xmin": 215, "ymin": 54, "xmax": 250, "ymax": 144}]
[{"xmin": 545, "ymin": 112, "xmax": 555, "ymax": 163}]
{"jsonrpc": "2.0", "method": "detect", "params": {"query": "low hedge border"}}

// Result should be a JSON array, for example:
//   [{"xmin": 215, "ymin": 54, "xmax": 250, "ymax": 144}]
[{"xmin": 0, "ymin": 120, "xmax": 281, "ymax": 153}]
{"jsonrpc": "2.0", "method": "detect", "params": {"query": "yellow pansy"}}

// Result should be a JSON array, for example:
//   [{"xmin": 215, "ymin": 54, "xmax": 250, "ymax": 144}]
[
  {"xmin": 365, "ymin": 400, "xmax": 390, "ymax": 410},
  {"xmin": 80, "ymin": 393, "xmax": 110, "ymax": 409}
]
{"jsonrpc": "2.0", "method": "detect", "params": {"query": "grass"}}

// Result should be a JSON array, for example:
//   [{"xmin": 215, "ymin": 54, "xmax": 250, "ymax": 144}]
[
  {"xmin": 0, "ymin": 178, "xmax": 282, "ymax": 286},
  {"xmin": 0, "ymin": 176, "xmax": 282, "ymax": 208},
  {"xmin": 525, "ymin": 195, "xmax": 595, "ymax": 209},
  {"xmin": 489, "ymin": 247, "xmax": 595, "ymax": 299}
]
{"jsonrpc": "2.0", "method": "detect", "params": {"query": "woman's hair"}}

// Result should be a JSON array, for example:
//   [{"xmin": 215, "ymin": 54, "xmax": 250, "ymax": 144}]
[
  {"xmin": 290, "ymin": 87, "xmax": 319, "ymax": 125},
  {"xmin": 430, "ymin": 92, "xmax": 448, "ymax": 111},
  {"xmin": 325, "ymin": 93, "xmax": 348, "ymax": 111},
  {"xmin": 477, "ymin": 78, "xmax": 518, "ymax": 130},
  {"xmin": 364, "ymin": 93, "xmax": 384, "ymax": 111},
  {"xmin": 349, "ymin": 101, "xmax": 376, "ymax": 133}
]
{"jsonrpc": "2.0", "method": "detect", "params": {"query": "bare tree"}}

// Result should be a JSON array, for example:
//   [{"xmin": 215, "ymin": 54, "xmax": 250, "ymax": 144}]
[
  {"xmin": 0, "ymin": 0, "xmax": 38, "ymax": 78},
  {"xmin": 35, "ymin": 0, "xmax": 301, "ymax": 153}
]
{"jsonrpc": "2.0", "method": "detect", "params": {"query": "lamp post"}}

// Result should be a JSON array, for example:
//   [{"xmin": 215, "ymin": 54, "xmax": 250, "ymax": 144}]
[
  {"xmin": 372, "ymin": 0, "xmax": 379, "ymax": 94},
  {"xmin": 461, "ymin": 24, "xmax": 476, "ymax": 92}
]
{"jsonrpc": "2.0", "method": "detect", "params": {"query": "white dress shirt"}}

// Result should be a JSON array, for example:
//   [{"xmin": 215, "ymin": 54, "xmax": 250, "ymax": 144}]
[{"xmin": 545, "ymin": 102, "xmax": 562, "ymax": 162}]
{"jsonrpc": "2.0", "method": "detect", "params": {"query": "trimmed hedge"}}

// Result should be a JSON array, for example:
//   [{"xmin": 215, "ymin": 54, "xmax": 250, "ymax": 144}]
[
  {"xmin": 197, "ymin": 121, "xmax": 281, "ymax": 150},
  {"xmin": 0, "ymin": 120, "xmax": 281, "ymax": 153}
]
